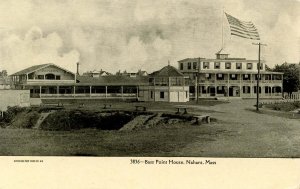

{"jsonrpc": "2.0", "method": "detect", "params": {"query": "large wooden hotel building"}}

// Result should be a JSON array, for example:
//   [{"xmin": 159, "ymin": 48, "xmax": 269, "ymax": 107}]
[{"xmin": 178, "ymin": 49, "xmax": 283, "ymax": 99}]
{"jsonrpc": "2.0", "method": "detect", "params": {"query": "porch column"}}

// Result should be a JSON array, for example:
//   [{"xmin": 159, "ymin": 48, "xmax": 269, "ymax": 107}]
[
  {"xmin": 39, "ymin": 86, "xmax": 42, "ymax": 98},
  {"xmin": 121, "ymin": 86, "xmax": 124, "ymax": 99},
  {"xmin": 57, "ymin": 86, "xmax": 59, "ymax": 98},
  {"xmin": 206, "ymin": 86, "xmax": 209, "ymax": 97},
  {"xmin": 281, "ymin": 75, "xmax": 284, "ymax": 98},
  {"xmin": 89, "ymin": 86, "xmax": 92, "ymax": 98},
  {"xmin": 199, "ymin": 85, "xmax": 202, "ymax": 98},
  {"xmin": 250, "ymin": 74, "xmax": 253, "ymax": 97},
  {"xmin": 73, "ymin": 86, "xmax": 76, "ymax": 98},
  {"xmin": 136, "ymin": 86, "xmax": 139, "ymax": 98},
  {"xmin": 239, "ymin": 74, "xmax": 242, "ymax": 97},
  {"xmin": 105, "ymin": 86, "xmax": 107, "ymax": 98},
  {"xmin": 271, "ymin": 86, "xmax": 273, "ymax": 98},
  {"xmin": 227, "ymin": 73, "xmax": 230, "ymax": 97},
  {"xmin": 214, "ymin": 74, "xmax": 217, "ymax": 97},
  {"xmin": 153, "ymin": 78, "xmax": 156, "ymax": 101}
]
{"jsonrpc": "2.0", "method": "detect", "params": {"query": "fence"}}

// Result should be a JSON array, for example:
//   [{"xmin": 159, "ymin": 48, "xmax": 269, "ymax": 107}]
[{"xmin": 260, "ymin": 92, "xmax": 300, "ymax": 106}]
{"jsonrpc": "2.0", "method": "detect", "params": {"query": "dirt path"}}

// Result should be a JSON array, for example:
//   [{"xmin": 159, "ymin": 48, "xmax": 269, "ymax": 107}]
[{"xmin": 177, "ymin": 99, "xmax": 300, "ymax": 157}]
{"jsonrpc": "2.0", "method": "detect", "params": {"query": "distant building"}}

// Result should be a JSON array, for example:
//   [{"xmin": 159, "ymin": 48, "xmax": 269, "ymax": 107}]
[
  {"xmin": 82, "ymin": 69, "xmax": 112, "ymax": 77},
  {"xmin": 139, "ymin": 65, "xmax": 189, "ymax": 102},
  {"xmin": 178, "ymin": 49, "xmax": 283, "ymax": 99},
  {"xmin": 116, "ymin": 70, "xmax": 148, "ymax": 77},
  {"xmin": 0, "ymin": 70, "xmax": 11, "ymax": 89}
]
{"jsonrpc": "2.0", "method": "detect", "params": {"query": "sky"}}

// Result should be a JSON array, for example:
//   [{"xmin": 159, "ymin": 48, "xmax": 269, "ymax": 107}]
[{"xmin": 0, "ymin": 0, "xmax": 299, "ymax": 75}]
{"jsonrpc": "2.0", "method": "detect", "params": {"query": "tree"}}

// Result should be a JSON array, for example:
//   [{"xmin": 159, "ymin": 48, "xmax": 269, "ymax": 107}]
[{"xmin": 272, "ymin": 63, "xmax": 300, "ymax": 96}]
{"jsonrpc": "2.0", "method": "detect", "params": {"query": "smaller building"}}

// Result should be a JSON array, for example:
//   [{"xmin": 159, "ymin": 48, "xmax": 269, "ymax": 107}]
[
  {"xmin": 0, "ymin": 70, "xmax": 10, "ymax": 89},
  {"xmin": 139, "ymin": 65, "xmax": 189, "ymax": 102}
]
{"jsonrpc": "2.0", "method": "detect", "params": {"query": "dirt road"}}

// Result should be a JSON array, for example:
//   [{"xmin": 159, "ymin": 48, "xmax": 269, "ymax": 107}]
[{"xmin": 177, "ymin": 99, "xmax": 300, "ymax": 157}]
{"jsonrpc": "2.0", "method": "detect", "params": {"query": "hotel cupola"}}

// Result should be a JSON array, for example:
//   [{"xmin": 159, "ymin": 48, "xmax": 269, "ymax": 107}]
[{"xmin": 215, "ymin": 48, "xmax": 230, "ymax": 60}]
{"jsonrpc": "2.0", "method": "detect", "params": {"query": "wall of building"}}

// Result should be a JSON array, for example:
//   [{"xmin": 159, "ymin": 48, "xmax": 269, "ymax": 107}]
[
  {"xmin": 0, "ymin": 90, "xmax": 30, "ymax": 111},
  {"xmin": 139, "ymin": 86, "xmax": 189, "ymax": 102}
]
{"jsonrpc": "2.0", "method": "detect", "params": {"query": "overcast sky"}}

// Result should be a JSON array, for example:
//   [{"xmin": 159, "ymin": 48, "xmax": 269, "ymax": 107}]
[{"xmin": 0, "ymin": 0, "xmax": 299, "ymax": 74}]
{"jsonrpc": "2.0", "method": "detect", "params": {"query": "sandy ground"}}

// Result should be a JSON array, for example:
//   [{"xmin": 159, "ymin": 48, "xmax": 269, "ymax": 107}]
[{"xmin": 176, "ymin": 99, "xmax": 300, "ymax": 157}]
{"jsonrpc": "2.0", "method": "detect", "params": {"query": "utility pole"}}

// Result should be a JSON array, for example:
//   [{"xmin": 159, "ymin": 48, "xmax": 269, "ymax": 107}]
[
  {"xmin": 252, "ymin": 42, "xmax": 267, "ymax": 111},
  {"xmin": 196, "ymin": 57, "xmax": 201, "ymax": 103}
]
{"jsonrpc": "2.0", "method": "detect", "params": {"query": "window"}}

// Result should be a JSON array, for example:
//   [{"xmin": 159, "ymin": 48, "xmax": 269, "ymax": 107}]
[
  {"xmin": 151, "ymin": 91, "xmax": 153, "ymax": 99},
  {"xmin": 243, "ymin": 74, "xmax": 250, "ymax": 80},
  {"xmin": 254, "ymin": 86, "xmax": 261, "ymax": 94},
  {"xmin": 230, "ymin": 74, "xmax": 237, "ymax": 80},
  {"xmin": 247, "ymin": 63, "xmax": 253, "ymax": 70},
  {"xmin": 216, "ymin": 73, "xmax": 224, "ymax": 80},
  {"xmin": 37, "ymin": 75, "xmax": 44, "ymax": 79},
  {"xmin": 236, "ymin": 63, "xmax": 242, "ymax": 69},
  {"xmin": 193, "ymin": 62, "xmax": 197, "ymax": 70},
  {"xmin": 180, "ymin": 63, "xmax": 183, "ymax": 70},
  {"xmin": 203, "ymin": 62, "xmax": 210, "ymax": 69},
  {"xmin": 243, "ymin": 86, "xmax": 251, "ymax": 94},
  {"xmin": 186, "ymin": 91, "xmax": 188, "ymax": 98},
  {"xmin": 225, "ymin": 62, "xmax": 231, "ymax": 69},
  {"xmin": 160, "ymin": 91, "xmax": 164, "ymax": 99},
  {"xmin": 188, "ymin": 62, "xmax": 191, "ymax": 70},
  {"xmin": 214, "ymin": 62, "xmax": 220, "ymax": 69},
  {"xmin": 273, "ymin": 75, "xmax": 282, "ymax": 80},
  {"xmin": 55, "ymin": 75, "xmax": 61, "ymax": 80},
  {"xmin": 205, "ymin": 73, "xmax": 211, "ymax": 79},
  {"xmin": 202, "ymin": 86, "xmax": 207, "ymax": 94}
]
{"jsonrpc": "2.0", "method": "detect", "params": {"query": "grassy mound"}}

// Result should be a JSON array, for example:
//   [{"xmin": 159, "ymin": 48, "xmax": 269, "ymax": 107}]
[{"xmin": 41, "ymin": 110, "xmax": 135, "ymax": 131}]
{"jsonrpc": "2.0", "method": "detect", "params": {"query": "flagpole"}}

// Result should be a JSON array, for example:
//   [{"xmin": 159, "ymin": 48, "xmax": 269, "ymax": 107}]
[{"xmin": 222, "ymin": 7, "xmax": 224, "ymax": 49}]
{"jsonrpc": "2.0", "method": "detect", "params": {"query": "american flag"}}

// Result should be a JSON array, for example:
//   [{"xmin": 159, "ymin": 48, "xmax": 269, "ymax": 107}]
[{"xmin": 225, "ymin": 12, "xmax": 260, "ymax": 40}]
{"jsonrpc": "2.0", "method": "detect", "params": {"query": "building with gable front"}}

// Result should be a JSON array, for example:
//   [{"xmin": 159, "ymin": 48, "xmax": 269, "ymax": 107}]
[{"xmin": 138, "ymin": 65, "xmax": 189, "ymax": 102}]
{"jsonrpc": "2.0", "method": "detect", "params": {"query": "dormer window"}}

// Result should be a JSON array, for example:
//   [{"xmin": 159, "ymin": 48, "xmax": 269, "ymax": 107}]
[
  {"xmin": 188, "ymin": 62, "xmax": 191, "ymax": 69},
  {"xmin": 214, "ymin": 62, "xmax": 220, "ymax": 69},
  {"xmin": 193, "ymin": 62, "xmax": 197, "ymax": 69},
  {"xmin": 247, "ymin": 63, "xmax": 253, "ymax": 70},
  {"xmin": 236, "ymin": 63, "xmax": 242, "ymax": 69},
  {"xmin": 203, "ymin": 62, "xmax": 209, "ymax": 69},
  {"xmin": 225, "ymin": 62, "xmax": 231, "ymax": 69}
]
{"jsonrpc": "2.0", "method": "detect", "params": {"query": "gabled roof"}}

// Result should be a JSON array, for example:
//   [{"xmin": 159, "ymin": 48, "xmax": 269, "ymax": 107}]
[
  {"xmin": 11, "ymin": 63, "xmax": 75, "ymax": 76},
  {"xmin": 150, "ymin": 65, "xmax": 184, "ymax": 77}
]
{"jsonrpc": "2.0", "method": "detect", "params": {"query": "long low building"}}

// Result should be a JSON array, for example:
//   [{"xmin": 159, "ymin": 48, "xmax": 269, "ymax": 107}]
[{"xmin": 10, "ymin": 63, "xmax": 189, "ymax": 102}]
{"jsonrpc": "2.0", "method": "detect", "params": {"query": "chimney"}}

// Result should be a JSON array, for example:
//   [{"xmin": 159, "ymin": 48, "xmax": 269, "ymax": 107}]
[{"xmin": 76, "ymin": 62, "xmax": 79, "ymax": 75}]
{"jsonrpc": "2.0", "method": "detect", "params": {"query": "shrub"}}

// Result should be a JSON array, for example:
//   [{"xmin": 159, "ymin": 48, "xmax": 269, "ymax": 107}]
[{"xmin": 0, "ymin": 106, "xmax": 27, "ymax": 124}]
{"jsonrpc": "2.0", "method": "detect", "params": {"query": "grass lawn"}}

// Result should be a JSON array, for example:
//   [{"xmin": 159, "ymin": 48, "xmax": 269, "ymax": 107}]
[
  {"xmin": 264, "ymin": 101, "xmax": 300, "ymax": 112},
  {"xmin": 0, "ymin": 123, "xmax": 225, "ymax": 156}
]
